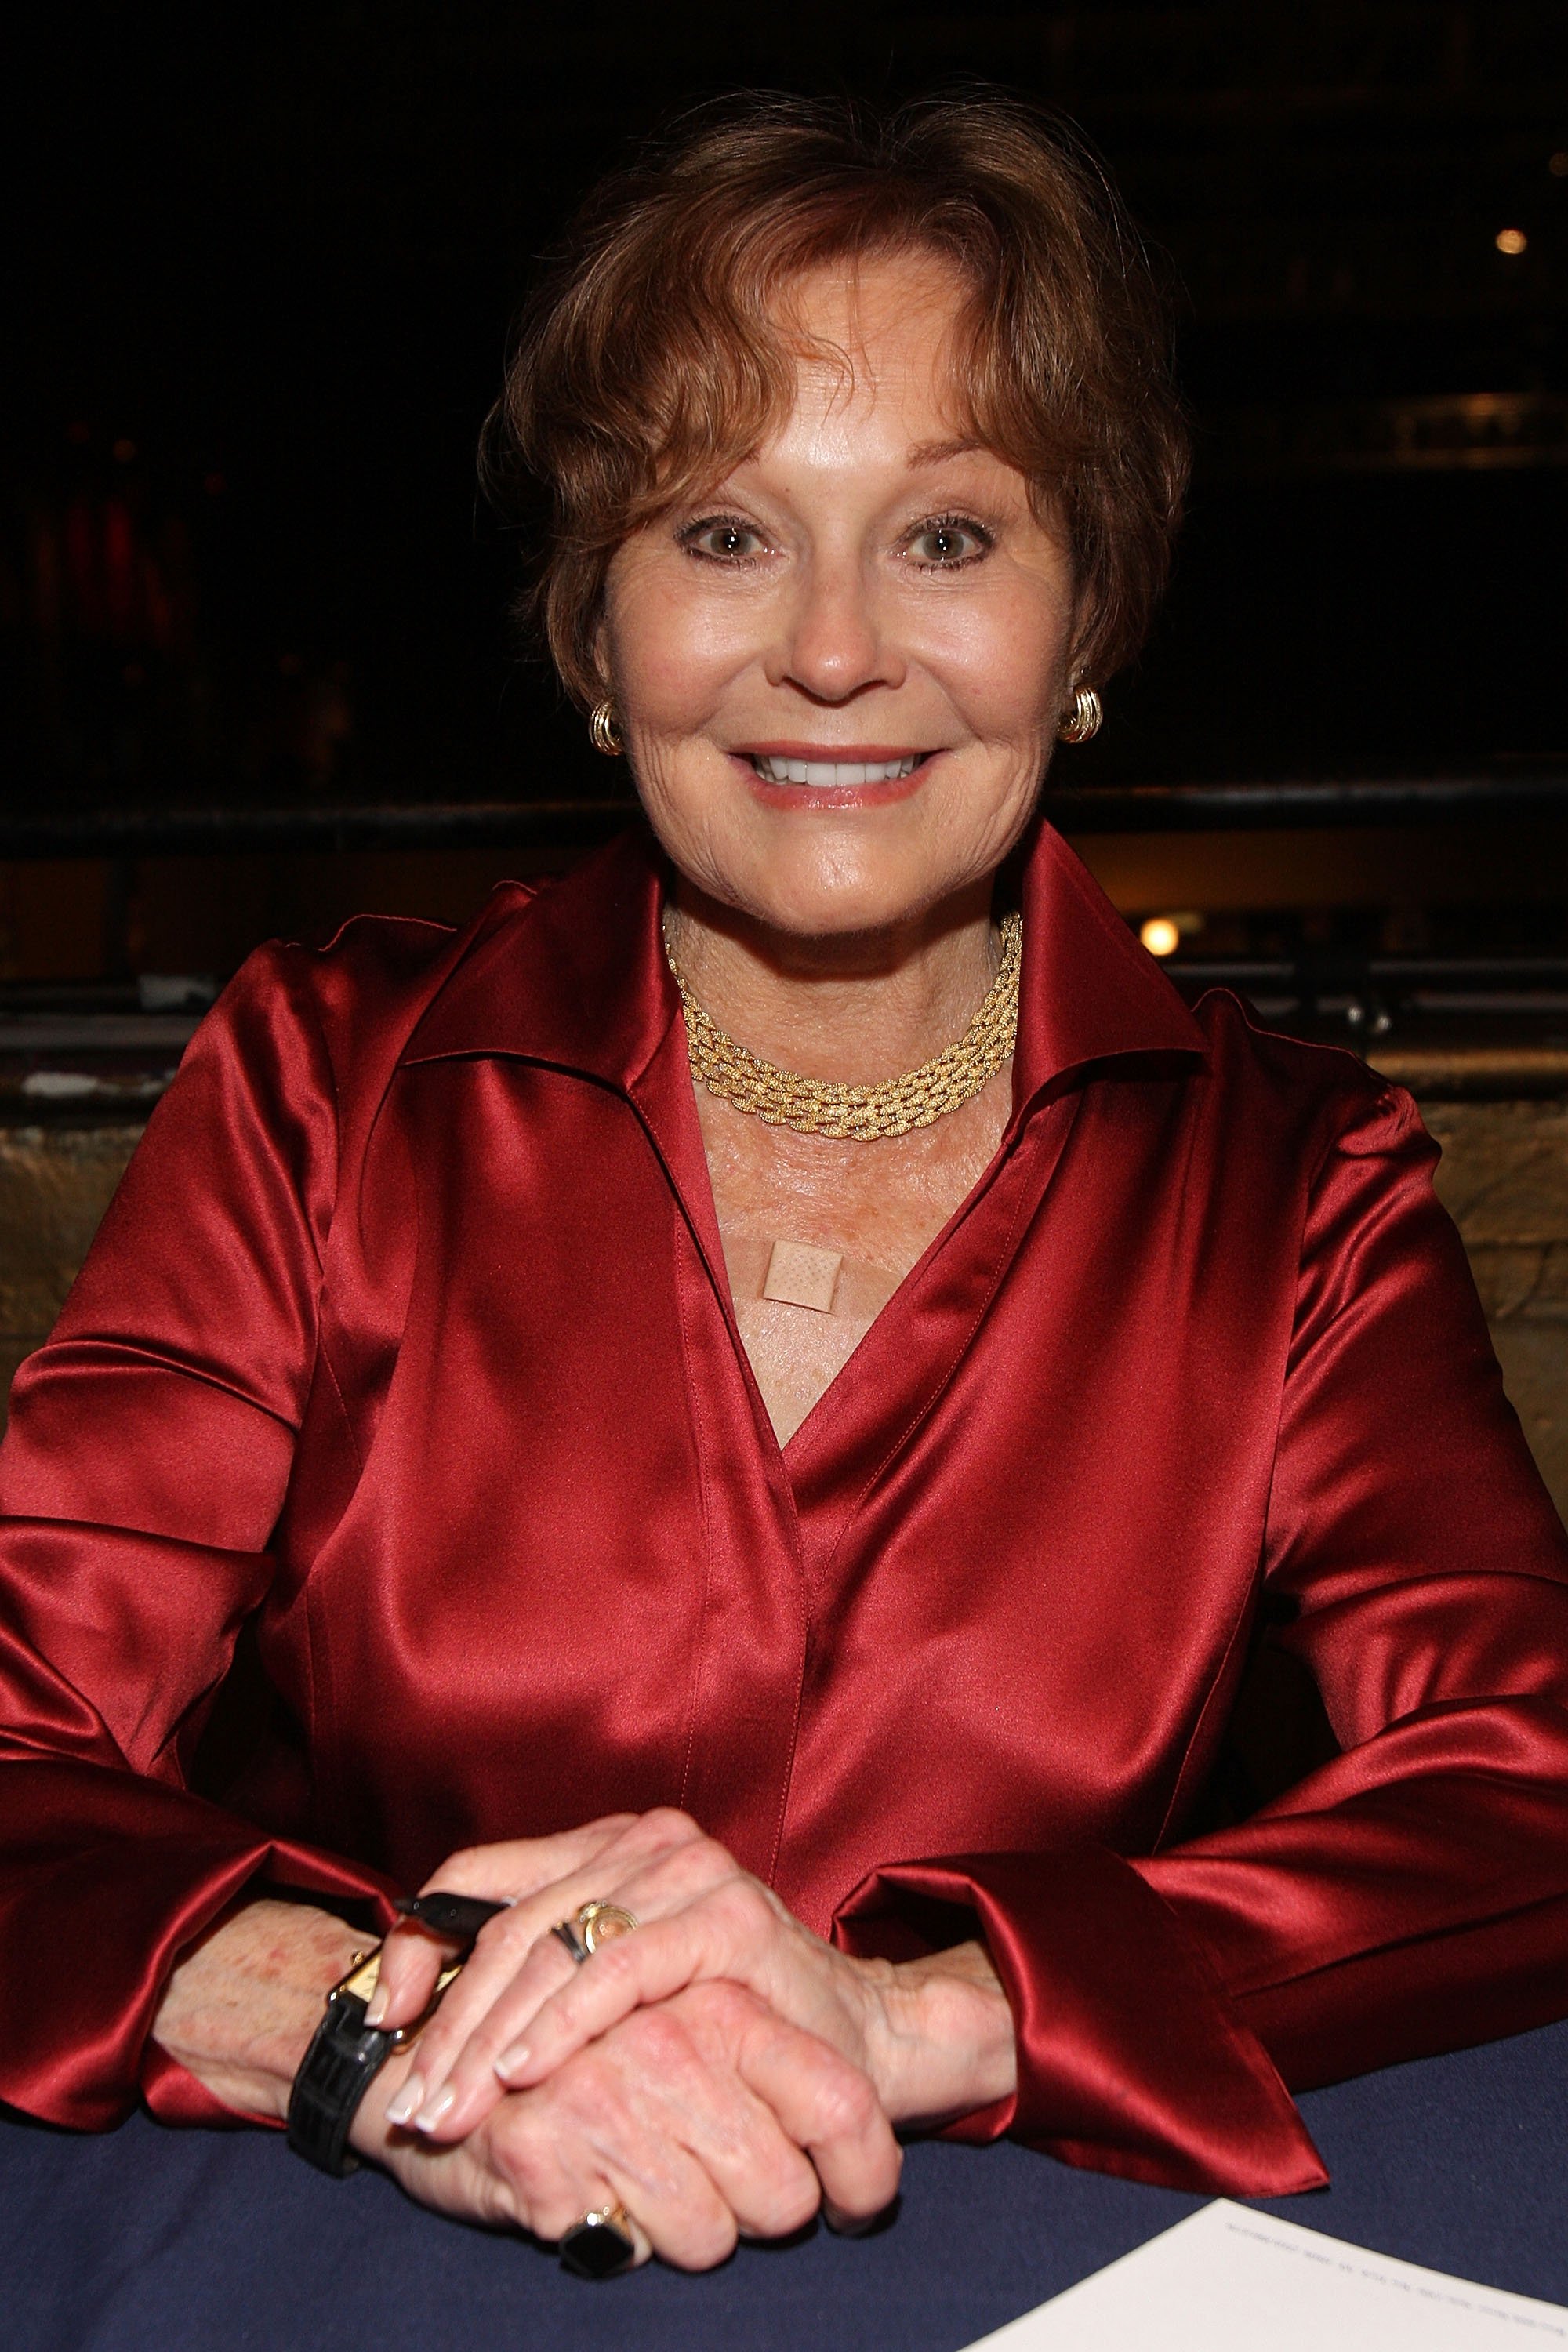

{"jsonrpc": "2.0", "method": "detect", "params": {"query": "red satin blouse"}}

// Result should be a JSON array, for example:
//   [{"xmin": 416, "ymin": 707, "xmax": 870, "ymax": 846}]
[{"xmin": 3, "ymin": 819, "xmax": 1568, "ymax": 2198}]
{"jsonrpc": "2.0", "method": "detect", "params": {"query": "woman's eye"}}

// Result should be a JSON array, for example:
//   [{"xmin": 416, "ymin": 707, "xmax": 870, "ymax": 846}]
[
  {"xmin": 907, "ymin": 518, "xmax": 989, "ymax": 568},
  {"xmin": 684, "ymin": 518, "xmax": 766, "ymax": 562}
]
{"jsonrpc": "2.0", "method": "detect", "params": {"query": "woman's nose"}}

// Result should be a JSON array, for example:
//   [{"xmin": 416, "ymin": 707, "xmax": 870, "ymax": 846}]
[{"xmin": 771, "ymin": 557, "xmax": 904, "ymax": 703}]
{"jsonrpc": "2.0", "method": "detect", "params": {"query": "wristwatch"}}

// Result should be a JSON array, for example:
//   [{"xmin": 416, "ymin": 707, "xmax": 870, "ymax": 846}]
[
  {"xmin": 286, "ymin": 1893, "xmax": 508, "ymax": 2176},
  {"xmin": 285, "ymin": 1945, "xmax": 450, "ymax": 2176}
]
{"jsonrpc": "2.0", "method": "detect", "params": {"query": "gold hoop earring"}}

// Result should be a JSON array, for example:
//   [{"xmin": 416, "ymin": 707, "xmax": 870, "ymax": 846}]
[
  {"xmin": 1058, "ymin": 684, "xmax": 1102, "ymax": 745},
  {"xmin": 588, "ymin": 699, "xmax": 622, "ymax": 757}
]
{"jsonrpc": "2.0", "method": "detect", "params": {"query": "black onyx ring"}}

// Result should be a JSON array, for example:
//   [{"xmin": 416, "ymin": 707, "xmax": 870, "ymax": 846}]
[
  {"xmin": 560, "ymin": 2201, "xmax": 638, "ymax": 2280},
  {"xmin": 550, "ymin": 1900, "xmax": 639, "ymax": 1966}
]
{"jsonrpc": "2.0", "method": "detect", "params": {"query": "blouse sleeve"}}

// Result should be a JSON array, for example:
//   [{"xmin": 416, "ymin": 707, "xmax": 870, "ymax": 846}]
[
  {"xmin": 833, "ymin": 1080, "xmax": 1568, "ymax": 2196},
  {"xmin": 0, "ymin": 948, "xmax": 397, "ymax": 2131}
]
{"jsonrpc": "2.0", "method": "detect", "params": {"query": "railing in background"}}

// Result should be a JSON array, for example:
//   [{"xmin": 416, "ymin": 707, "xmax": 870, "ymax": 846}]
[
  {"xmin": 0, "ymin": 773, "xmax": 1563, "ymax": 1109},
  {"xmin": 2, "ymin": 771, "xmax": 1568, "ymax": 855}
]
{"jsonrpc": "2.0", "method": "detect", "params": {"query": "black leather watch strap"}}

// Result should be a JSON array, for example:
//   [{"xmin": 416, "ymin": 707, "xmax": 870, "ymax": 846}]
[
  {"xmin": 286, "ymin": 1900, "xmax": 507, "ymax": 2179},
  {"xmin": 285, "ymin": 1951, "xmax": 398, "ymax": 2177}
]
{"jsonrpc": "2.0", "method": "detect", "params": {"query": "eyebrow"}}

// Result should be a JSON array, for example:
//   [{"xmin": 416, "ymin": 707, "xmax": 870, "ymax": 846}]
[{"xmin": 905, "ymin": 435, "xmax": 989, "ymax": 468}]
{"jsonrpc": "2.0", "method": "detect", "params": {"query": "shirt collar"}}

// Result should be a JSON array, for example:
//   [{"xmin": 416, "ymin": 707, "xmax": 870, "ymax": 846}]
[
  {"xmin": 398, "ymin": 815, "xmax": 1207, "ymax": 1105},
  {"xmin": 1007, "ymin": 814, "xmax": 1207, "ymax": 1106}
]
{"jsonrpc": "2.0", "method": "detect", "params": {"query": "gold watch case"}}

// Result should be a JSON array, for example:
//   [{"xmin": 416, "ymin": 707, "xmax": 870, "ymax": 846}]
[{"xmin": 332, "ymin": 1944, "xmax": 466, "ymax": 2044}]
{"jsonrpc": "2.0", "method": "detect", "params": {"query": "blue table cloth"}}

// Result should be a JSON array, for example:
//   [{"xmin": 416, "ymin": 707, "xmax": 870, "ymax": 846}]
[{"xmin": 8, "ymin": 2020, "xmax": 1568, "ymax": 2351}]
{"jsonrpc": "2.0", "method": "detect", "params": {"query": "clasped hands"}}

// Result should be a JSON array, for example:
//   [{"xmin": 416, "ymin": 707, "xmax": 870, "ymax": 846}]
[{"xmin": 355, "ymin": 1808, "xmax": 1017, "ymax": 2270}]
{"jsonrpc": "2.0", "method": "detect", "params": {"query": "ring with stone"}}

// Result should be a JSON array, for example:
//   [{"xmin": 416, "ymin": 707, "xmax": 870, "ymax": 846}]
[
  {"xmin": 550, "ymin": 1899, "xmax": 639, "ymax": 1966},
  {"xmin": 559, "ymin": 2200, "xmax": 638, "ymax": 2279}
]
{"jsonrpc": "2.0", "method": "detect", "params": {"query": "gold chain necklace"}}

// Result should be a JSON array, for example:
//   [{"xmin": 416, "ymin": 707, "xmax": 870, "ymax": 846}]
[{"xmin": 663, "ymin": 912, "xmax": 1022, "ymax": 1142}]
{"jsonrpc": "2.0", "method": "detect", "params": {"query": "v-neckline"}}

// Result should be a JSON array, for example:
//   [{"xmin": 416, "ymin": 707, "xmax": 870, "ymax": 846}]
[
  {"xmin": 630, "ymin": 1005, "xmax": 1044, "ymax": 1490},
  {"xmin": 768, "ymin": 1130, "xmax": 1016, "ymax": 1463},
  {"xmin": 775, "ymin": 1105, "xmax": 1051, "ymax": 1484},
  {"xmin": 573, "ymin": 818, "xmax": 1206, "ymax": 1512}
]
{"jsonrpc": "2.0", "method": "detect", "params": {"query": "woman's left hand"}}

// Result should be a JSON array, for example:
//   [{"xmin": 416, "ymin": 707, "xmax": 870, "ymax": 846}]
[{"xmin": 369, "ymin": 1809, "xmax": 1016, "ymax": 2148}]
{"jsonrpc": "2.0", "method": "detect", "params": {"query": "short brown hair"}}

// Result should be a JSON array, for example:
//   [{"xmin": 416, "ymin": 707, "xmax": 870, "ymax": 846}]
[{"xmin": 483, "ymin": 92, "xmax": 1189, "ymax": 710}]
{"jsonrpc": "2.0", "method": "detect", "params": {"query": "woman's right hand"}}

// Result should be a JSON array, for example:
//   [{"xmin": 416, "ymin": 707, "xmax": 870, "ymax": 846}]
[{"xmin": 358, "ymin": 1974, "xmax": 901, "ymax": 2270}]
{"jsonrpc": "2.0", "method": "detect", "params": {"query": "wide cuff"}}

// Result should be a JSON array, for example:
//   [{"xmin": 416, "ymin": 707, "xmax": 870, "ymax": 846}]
[
  {"xmin": 0, "ymin": 1760, "xmax": 399, "ymax": 2130},
  {"xmin": 832, "ymin": 1846, "xmax": 1327, "ymax": 2196}
]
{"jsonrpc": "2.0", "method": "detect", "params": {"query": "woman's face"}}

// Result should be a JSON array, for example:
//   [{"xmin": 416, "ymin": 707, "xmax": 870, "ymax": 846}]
[{"xmin": 601, "ymin": 249, "xmax": 1080, "ymax": 941}]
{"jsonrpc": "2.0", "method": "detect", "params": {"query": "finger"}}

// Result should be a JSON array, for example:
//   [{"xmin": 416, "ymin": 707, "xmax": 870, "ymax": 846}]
[
  {"xmin": 494, "ymin": 1873, "xmax": 796, "ymax": 2090},
  {"xmin": 385, "ymin": 1903, "xmax": 576, "ymax": 2129},
  {"xmin": 640, "ymin": 2008, "xmax": 825, "ymax": 2244},
  {"xmin": 728, "ymin": 2002, "xmax": 902, "ymax": 2228},
  {"xmin": 575, "ymin": 2202, "xmax": 656, "ymax": 2274},
  {"xmin": 574, "ymin": 2159, "xmax": 724, "ymax": 2275},
  {"xmin": 374, "ymin": 2081, "xmax": 656, "ymax": 2261},
  {"xmin": 492, "ymin": 1909, "xmax": 737, "ymax": 2089},
  {"xmin": 368, "ymin": 1816, "xmax": 640, "ymax": 2033},
  {"xmin": 488, "ymin": 2132, "xmax": 653, "ymax": 2271},
  {"xmin": 406, "ymin": 1814, "xmax": 735, "ymax": 2136},
  {"xmin": 412, "ymin": 1927, "xmax": 580, "ymax": 2138},
  {"xmin": 491, "ymin": 2068, "xmax": 736, "ymax": 2274},
  {"xmin": 439, "ymin": 1855, "xmax": 744, "ymax": 2129},
  {"xmin": 363, "ymin": 1921, "xmax": 459, "ymax": 2035}
]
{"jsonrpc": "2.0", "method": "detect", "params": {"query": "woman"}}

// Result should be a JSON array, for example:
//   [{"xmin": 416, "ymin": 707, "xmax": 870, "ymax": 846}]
[{"xmin": 4, "ymin": 94, "xmax": 1568, "ymax": 2280}]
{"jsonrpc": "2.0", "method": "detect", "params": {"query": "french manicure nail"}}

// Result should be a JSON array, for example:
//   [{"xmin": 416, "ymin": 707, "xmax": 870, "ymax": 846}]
[
  {"xmin": 493, "ymin": 2042, "xmax": 531, "ymax": 2082},
  {"xmin": 384, "ymin": 2074, "xmax": 423, "ymax": 2128},
  {"xmin": 362, "ymin": 1984, "xmax": 390, "ymax": 2027},
  {"xmin": 414, "ymin": 2083, "xmax": 456, "ymax": 2134}
]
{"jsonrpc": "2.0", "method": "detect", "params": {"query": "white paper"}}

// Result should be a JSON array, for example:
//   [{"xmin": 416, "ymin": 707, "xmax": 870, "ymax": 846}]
[{"xmin": 966, "ymin": 2198, "xmax": 1568, "ymax": 2350}]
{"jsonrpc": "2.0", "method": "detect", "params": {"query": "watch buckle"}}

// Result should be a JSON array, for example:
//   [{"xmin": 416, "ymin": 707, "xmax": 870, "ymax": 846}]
[
  {"xmin": 330, "ymin": 1947, "xmax": 466, "ymax": 2044},
  {"xmin": 332, "ymin": 1948, "xmax": 383, "ymax": 2005}
]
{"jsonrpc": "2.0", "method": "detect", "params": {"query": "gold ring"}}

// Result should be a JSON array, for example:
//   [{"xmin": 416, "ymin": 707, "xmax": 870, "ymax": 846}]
[
  {"xmin": 560, "ymin": 2200, "xmax": 637, "ymax": 2279},
  {"xmin": 551, "ymin": 1900, "xmax": 638, "ymax": 1965},
  {"xmin": 576, "ymin": 1900, "xmax": 639, "ymax": 1951}
]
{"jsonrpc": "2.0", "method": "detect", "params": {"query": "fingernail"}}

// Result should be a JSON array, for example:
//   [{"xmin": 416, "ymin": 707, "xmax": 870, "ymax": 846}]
[
  {"xmin": 363, "ymin": 1985, "xmax": 390, "ymax": 2027},
  {"xmin": 384, "ymin": 2074, "xmax": 423, "ymax": 2128},
  {"xmin": 413, "ymin": 2083, "xmax": 456, "ymax": 2134},
  {"xmin": 493, "ymin": 2042, "xmax": 531, "ymax": 2082}
]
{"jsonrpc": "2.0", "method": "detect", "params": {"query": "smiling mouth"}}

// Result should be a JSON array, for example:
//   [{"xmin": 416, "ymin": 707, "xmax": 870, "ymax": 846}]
[{"xmin": 746, "ymin": 753, "xmax": 925, "ymax": 786}]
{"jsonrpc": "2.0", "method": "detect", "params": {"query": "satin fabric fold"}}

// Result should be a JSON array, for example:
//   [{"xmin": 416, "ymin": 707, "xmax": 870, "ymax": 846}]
[
  {"xmin": 1, "ymin": 817, "xmax": 1566, "ymax": 2193},
  {"xmin": 832, "ymin": 1849, "xmax": 1327, "ymax": 2194},
  {"xmin": 0, "ymin": 1761, "xmax": 397, "ymax": 2125}
]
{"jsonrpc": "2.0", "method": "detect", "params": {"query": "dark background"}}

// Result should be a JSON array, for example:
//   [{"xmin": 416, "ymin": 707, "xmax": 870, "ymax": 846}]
[{"xmin": 4, "ymin": 2, "xmax": 1568, "ymax": 975}]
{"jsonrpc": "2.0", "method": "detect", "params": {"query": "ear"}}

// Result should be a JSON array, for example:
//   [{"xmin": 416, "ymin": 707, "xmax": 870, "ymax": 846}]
[
  {"xmin": 590, "ymin": 607, "xmax": 613, "ymax": 701},
  {"xmin": 1063, "ymin": 595, "xmax": 1095, "ymax": 692}
]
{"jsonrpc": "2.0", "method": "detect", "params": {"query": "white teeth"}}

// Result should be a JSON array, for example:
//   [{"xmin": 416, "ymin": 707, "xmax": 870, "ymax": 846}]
[{"xmin": 751, "ymin": 755, "xmax": 921, "ymax": 786}]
